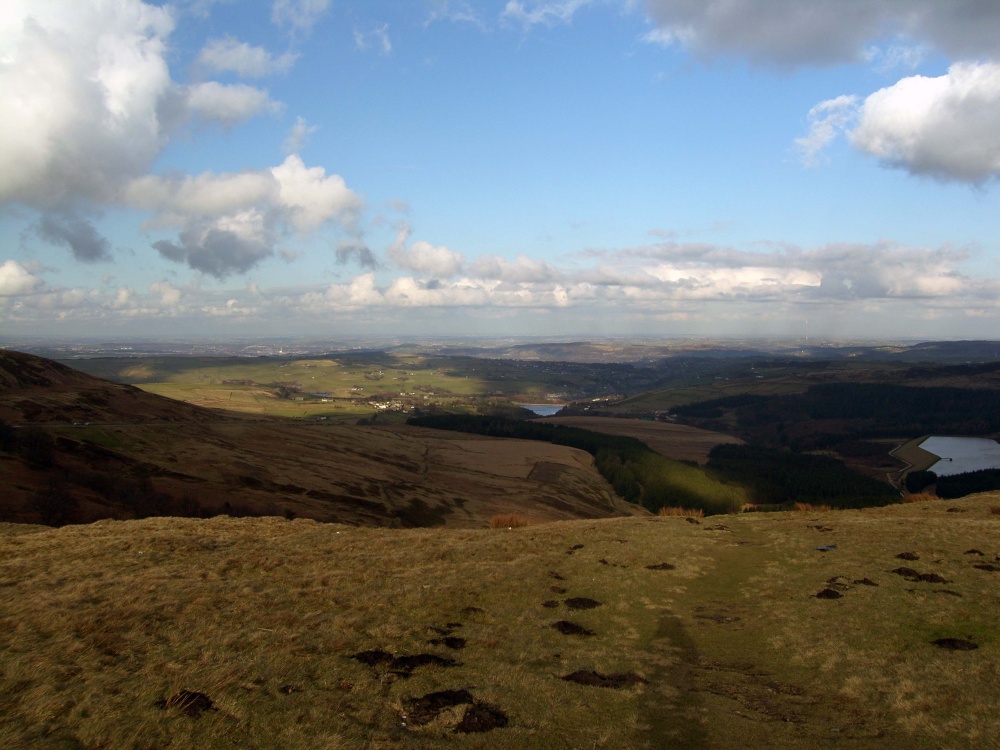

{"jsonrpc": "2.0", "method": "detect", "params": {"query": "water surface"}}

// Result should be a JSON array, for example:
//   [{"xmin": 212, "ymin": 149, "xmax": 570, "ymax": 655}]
[{"xmin": 921, "ymin": 436, "xmax": 1000, "ymax": 476}]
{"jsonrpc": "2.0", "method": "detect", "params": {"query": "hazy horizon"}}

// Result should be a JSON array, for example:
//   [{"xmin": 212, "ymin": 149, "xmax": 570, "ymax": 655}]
[{"xmin": 3, "ymin": 1, "xmax": 1000, "ymax": 339}]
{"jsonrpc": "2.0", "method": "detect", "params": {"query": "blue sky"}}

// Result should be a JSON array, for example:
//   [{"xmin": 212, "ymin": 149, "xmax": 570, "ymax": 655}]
[{"xmin": 3, "ymin": 0, "xmax": 1000, "ymax": 339}]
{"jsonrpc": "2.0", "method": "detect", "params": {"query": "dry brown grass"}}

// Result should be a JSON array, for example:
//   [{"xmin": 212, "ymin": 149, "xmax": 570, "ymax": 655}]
[
  {"xmin": 793, "ymin": 502, "xmax": 834, "ymax": 512},
  {"xmin": 903, "ymin": 492, "xmax": 938, "ymax": 503},
  {"xmin": 3, "ymin": 492, "xmax": 1000, "ymax": 748},
  {"xmin": 656, "ymin": 506, "xmax": 705, "ymax": 518},
  {"xmin": 488, "ymin": 514, "xmax": 531, "ymax": 528}
]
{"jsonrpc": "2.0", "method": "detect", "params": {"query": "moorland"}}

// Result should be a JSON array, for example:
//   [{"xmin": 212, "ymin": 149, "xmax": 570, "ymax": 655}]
[{"xmin": 2, "ymin": 337, "xmax": 1000, "ymax": 747}]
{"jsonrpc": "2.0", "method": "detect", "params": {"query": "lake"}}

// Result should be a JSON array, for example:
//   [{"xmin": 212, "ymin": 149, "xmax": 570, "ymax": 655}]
[
  {"xmin": 921, "ymin": 436, "xmax": 1000, "ymax": 476},
  {"xmin": 517, "ymin": 404, "xmax": 565, "ymax": 417}
]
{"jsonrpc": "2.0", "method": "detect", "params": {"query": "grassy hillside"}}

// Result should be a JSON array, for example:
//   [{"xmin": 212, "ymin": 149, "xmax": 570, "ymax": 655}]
[
  {"xmin": 1, "ymin": 351, "xmax": 635, "ymax": 527},
  {"xmin": 3, "ymin": 495, "xmax": 999, "ymax": 748}
]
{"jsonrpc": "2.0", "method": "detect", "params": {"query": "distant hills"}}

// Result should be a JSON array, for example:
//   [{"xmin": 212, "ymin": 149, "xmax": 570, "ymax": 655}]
[{"xmin": 0, "ymin": 351, "xmax": 637, "ymax": 527}]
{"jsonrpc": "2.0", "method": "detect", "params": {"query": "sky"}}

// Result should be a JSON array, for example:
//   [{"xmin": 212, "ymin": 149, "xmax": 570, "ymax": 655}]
[{"xmin": 2, "ymin": 0, "xmax": 1000, "ymax": 341}]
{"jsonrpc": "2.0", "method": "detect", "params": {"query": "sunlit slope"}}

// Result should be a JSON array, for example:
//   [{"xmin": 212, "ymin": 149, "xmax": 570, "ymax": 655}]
[{"xmin": 2, "ymin": 494, "xmax": 999, "ymax": 748}]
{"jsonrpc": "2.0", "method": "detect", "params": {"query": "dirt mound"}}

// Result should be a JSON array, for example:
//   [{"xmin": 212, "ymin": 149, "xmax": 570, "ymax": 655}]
[
  {"xmin": 351, "ymin": 650, "xmax": 458, "ymax": 676},
  {"xmin": 405, "ymin": 689, "xmax": 474, "ymax": 725},
  {"xmin": 403, "ymin": 690, "xmax": 509, "ymax": 733},
  {"xmin": 159, "ymin": 690, "xmax": 215, "ymax": 718},
  {"xmin": 455, "ymin": 702, "xmax": 510, "ymax": 733},
  {"xmin": 814, "ymin": 588, "xmax": 843, "ymax": 599},
  {"xmin": 564, "ymin": 597, "xmax": 601, "ymax": 610},
  {"xmin": 932, "ymin": 638, "xmax": 978, "ymax": 651},
  {"xmin": 552, "ymin": 621, "xmax": 595, "ymax": 636}
]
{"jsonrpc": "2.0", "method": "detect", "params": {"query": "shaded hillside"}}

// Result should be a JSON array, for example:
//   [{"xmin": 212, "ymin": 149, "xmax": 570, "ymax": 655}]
[
  {"xmin": 0, "ymin": 349, "xmax": 221, "ymax": 425},
  {"xmin": 0, "ymin": 351, "xmax": 636, "ymax": 528},
  {"xmin": 2, "ymin": 494, "xmax": 999, "ymax": 748}
]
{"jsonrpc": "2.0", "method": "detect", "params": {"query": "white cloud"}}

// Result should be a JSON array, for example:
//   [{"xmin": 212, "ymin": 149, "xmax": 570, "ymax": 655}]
[
  {"xmin": 864, "ymin": 42, "xmax": 928, "ymax": 74},
  {"xmin": 0, "ymin": 260, "xmax": 43, "ymax": 296},
  {"xmin": 850, "ymin": 61, "xmax": 1000, "ymax": 183},
  {"xmin": 271, "ymin": 0, "xmax": 330, "ymax": 35},
  {"xmin": 354, "ymin": 24, "xmax": 392, "ymax": 54},
  {"xmin": 271, "ymin": 155, "xmax": 363, "ymax": 233},
  {"xmin": 196, "ymin": 36, "xmax": 298, "ymax": 77},
  {"xmin": 795, "ymin": 95, "xmax": 859, "ymax": 167},
  {"xmin": 149, "ymin": 280, "xmax": 181, "ymax": 306},
  {"xmin": 125, "ymin": 171, "xmax": 275, "ymax": 223},
  {"xmin": 426, "ymin": 1, "xmax": 485, "ymax": 28},
  {"xmin": 390, "ymin": 240, "xmax": 465, "ymax": 276},
  {"xmin": 283, "ymin": 116, "xmax": 316, "ymax": 154},
  {"xmin": 185, "ymin": 81, "xmax": 281, "ymax": 127},
  {"xmin": 502, "ymin": 0, "xmax": 595, "ymax": 28},
  {"xmin": 0, "ymin": 0, "xmax": 174, "ymax": 209}
]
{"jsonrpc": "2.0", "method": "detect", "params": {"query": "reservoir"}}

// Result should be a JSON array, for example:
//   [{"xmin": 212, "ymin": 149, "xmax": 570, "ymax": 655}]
[
  {"xmin": 518, "ymin": 404, "xmax": 565, "ymax": 417},
  {"xmin": 921, "ymin": 436, "xmax": 1000, "ymax": 477}
]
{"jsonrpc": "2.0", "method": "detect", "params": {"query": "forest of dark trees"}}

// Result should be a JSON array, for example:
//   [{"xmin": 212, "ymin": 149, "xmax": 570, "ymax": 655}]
[
  {"xmin": 705, "ymin": 444, "xmax": 899, "ymax": 509},
  {"xmin": 673, "ymin": 383, "xmax": 1000, "ymax": 449}
]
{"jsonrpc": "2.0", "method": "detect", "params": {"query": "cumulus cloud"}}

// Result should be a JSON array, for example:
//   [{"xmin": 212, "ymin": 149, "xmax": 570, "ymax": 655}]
[
  {"xmin": 850, "ymin": 62, "xmax": 1000, "ymax": 183},
  {"xmin": 149, "ymin": 280, "xmax": 182, "ymax": 307},
  {"xmin": 389, "ymin": 240, "xmax": 465, "ymax": 277},
  {"xmin": 641, "ymin": 0, "xmax": 1000, "ymax": 66},
  {"xmin": 0, "ymin": 0, "xmax": 283, "ymax": 222},
  {"xmin": 153, "ymin": 219, "xmax": 274, "ymax": 279},
  {"xmin": 195, "ymin": 36, "xmax": 298, "ymax": 77},
  {"xmin": 185, "ymin": 82, "xmax": 281, "ymax": 127},
  {"xmin": 271, "ymin": 155, "xmax": 362, "ymax": 233},
  {"xmin": 35, "ymin": 212, "xmax": 113, "ymax": 263},
  {"xmin": 126, "ymin": 156, "xmax": 362, "ymax": 277},
  {"xmin": 0, "ymin": 260, "xmax": 43, "ymax": 296},
  {"xmin": 0, "ymin": 0, "xmax": 174, "ymax": 209}
]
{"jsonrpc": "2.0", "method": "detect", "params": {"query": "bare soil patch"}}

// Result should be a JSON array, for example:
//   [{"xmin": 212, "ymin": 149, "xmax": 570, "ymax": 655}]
[
  {"xmin": 552, "ymin": 621, "xmax": 595, "ymax": 636},
  {"xmin": 564, "ymin": 597, "xmax": 601, "ymax": 610},
  {"xmin": 932, "ymin": 638, "xmax": 978, "ymax": 651}
]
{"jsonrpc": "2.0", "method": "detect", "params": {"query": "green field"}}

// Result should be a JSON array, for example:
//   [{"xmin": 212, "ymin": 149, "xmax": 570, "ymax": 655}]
[{"xmin": 67, "ymin": 354, "xmax": 568, "ymax": 420}]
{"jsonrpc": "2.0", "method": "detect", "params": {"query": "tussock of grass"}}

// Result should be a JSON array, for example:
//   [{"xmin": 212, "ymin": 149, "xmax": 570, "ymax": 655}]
[
  {"xmin": 793, "ymin": 502, "xmax": 834, "ymax": 512},
  {"xmin": 903, "ymin": 492, "xmax": 938, "ymax": 503},
  {"xmin": 488, "ymin": 514, "xmax": 531, "ymax": 528},
  {"xmin": 656, "ymin": 506, "xmax": 704, "ymax": 518},
  {"xmin": 3, "ymin": 492, "xmax": 1000, "ymax": 748}
]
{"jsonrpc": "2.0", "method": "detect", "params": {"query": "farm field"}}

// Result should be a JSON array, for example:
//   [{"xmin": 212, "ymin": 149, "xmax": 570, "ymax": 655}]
[
  {"xmin": 63, "ymin": 354, "xmax": 585, "ymax": 420},
  {"xmin": 535, "ymin": 416, "xmax": 742, "ymax": 463},
  {"xmin": 2, "ymin": 494, "xmax": 1000, "ymax": 748}
]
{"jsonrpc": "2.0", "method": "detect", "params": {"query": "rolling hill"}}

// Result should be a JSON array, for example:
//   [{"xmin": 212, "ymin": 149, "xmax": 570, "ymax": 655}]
[{"xmin": 0, "ymin": 351, "xmax": 638, "ymax": 527}]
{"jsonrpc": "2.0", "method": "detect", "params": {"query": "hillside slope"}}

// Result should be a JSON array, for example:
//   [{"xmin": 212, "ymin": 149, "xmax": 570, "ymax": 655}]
[
  {"xmin": 1, "ymin": 494, "xmax": 998, "ymax": 748},
  {"xmin": 0, "ymin": 351, "xmax": 635, "ymax": 527}
]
